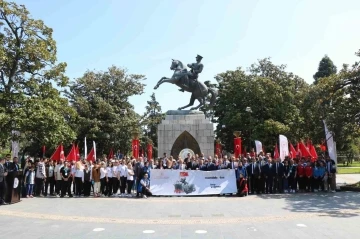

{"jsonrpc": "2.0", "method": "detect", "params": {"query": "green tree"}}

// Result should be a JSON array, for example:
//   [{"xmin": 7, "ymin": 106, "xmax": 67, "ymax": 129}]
[
  {"xmin": 214, "ymin": 58, "xmax": 309, "ymax": 153},
  {"xmin": 310, "ymin": 50, "xmax": 360, "ymax": 152},
  {"xmin": 141, "ymin": 93, "xmax": 165, "ymax": 158},
  {"xmin": 67, "ymin": 66, "xmax": 145, "ymax": 156},
  {"xmin": 0, "ymin": 1, "xmax": 76, "ymax": 154},
  {"xmin": 313, "ymin": 55, "xmax": 337, "ymax": 84}
]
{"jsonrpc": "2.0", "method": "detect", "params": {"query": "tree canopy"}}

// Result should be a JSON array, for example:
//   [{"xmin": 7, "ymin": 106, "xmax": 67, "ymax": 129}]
[
  {"xmin": 313, "ymin": 55, "xmax": 337, "ymax": 84},
  {"xmin": 66, "ymin": 66, "xmax": 146, "ymax": 156},
  {"xmin": 0, "ymin": 1, "xmax": 75, "ymax": 155}
]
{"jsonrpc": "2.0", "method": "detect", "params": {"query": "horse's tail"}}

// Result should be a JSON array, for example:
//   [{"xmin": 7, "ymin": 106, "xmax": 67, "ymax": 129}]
[{"xmin": 208, "ymin": 88, "xmax": 217, "ymax": 108}]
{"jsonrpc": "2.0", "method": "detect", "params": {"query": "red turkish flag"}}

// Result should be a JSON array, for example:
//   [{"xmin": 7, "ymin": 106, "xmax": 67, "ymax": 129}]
[
  {"xmin": 320, "ymin": 139, "xmax": 327, "ymax": 152},
  {"xmin": 132, "ymin": 139, "xmax": 139, "ymax": 159},
  {"xmin": 274, "ymin": 144, "xmax": 280, "ymax": 159},
  {"xmin": 50, "ymin": 144, "xmax": 65, "ymax": 161},
  {"xmin": 86, "ymin": 147, "xmax": 95, "ymax": 161},
  {"xmin": 299, "ymin": 142, "xmax": 311, "ymax": 158},
  {"xmin": 66, "ymin": 144, "xmax": 77, "ymax": 161},
  {"xmin": 147, "ymin": 144, "xmax": 153, "ymax": 160},
  {"xmin": 234, "ymin": 137, "xmax": 242, "ymax": 158},
  {"xmin": 42, "ymin": 145, "xmax": 46, "ymax": 158},
  {"xmin": 289, "ymin": 143, "xmax": 297, "ymax": 159},
  {"xmin": 215, "ymin": 142, "xmax": 222, "ymax": 158},
  {"xmin": 75, "ymin": 144, "xmax": 80, "ymax": 161},
  {"xmin": 310, "ymin": 145, "xmax": 318, "ymax": 161},
  {"xmin": 108, "ymin": 148, "xmax": 114, "ymax": 159}
]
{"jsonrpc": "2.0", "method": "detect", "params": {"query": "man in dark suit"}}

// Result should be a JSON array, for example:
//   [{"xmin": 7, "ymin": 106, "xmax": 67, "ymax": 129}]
[
  {"xmin": 0, "ymin": 157, "xmax": 8, "ymax": 205},
  {"xmin": 134, "ymin": 157, "xmax": 144, "ymax": 197},
  {"xmin": 10, "ymin": 157, "xmax": 20, "ymax": 172},
  {"xmin": 262, "ymin": 158, "xmax": 274, "ymax": 194},
  {"xmin": 186, "ymin": 156, "xmax": 198, "ymax": 170},
  {"xmin": 207, "ymin": 159, "xmax": 217, "ymax": 171},
  {"xmin": 4, "ymin": 154, "xmax": 11, "ymax": 171},
  {"xmin": 272, "ymin": 158, "xmax": 284, "ymax": 193},
  {"xmin": 246, "ymin": 157, "xmax": 260, "ymax": 194}
]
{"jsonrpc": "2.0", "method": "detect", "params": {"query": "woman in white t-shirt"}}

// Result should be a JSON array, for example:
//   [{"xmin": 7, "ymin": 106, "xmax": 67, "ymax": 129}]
[
  {"xmin": 106, "ymin": 162, "xmax": 113, "ymax": 197},
  {"xmin": 100, "ymin": 162, "xmax": 107, "ymax": 197},
  {"xmin": 126, "ymin": 163, "xmax": 134, "ymax": 197},
  {"xmin": 118, "ymin": 160, "xmax": 128, "ymax": 197}
]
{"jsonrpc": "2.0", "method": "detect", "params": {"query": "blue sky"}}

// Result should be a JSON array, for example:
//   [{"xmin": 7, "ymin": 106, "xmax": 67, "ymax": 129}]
[{"xmin": 16, "ymin": 0, "xmax": 360, "ymax": 115}]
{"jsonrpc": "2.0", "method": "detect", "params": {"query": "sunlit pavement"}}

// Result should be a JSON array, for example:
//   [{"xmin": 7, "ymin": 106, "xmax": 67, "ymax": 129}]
[{"xmin": 0, "ymin": 191, "xmax": 359, "ymax": 239}]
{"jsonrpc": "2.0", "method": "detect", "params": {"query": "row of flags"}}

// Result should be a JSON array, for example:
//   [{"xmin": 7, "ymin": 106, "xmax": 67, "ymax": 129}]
[
  {"xmin": 49, "ymin": 138, "xmax": 97, "ymax": 161},
  {"xmin": 230, "ymin": 120, "xmax": 337, "ymax": 163}
]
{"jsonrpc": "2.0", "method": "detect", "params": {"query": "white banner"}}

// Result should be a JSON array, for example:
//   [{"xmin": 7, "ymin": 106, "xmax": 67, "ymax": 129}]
[
  {"xmin": 279, "ymin": 135, "xmax": 289, "ymax": 161},
  {"xmin": 150, "ymin": 169, "xmax": 237, "ymax": 196},
  {"xmin": 254, "ymin": 140, "xmax": 262, "ymax": 154},
  {"xmin": 323, "ymin": 120, "xmax": 337, "ymax": 164}
]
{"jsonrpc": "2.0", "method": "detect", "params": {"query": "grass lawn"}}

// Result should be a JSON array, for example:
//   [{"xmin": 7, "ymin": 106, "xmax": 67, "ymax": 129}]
[
  {"xmin": 337, "ymin": 167, "xmax": 360, "ymax": 174},
  {"xmin": 337, "ymin": 162, "xmax": 360, "ymax": 167}
]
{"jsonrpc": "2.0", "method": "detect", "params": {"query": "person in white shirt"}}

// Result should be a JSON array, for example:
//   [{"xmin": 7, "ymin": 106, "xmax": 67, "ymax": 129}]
[
  {"xmin": 106, "ymin": 162, "xmax": 113, "ymax": 197},
  {"xmin": 112, "ymin": 160, "xmax": 119, "ymax": 196},
  {"xmin": 74, "ymin": 162, "xmax": 84, "ymax": 197},
  {"xmin": 140, "ymin": 172, "xmax": 152, "ymax": 198},
  {"xmin": 35, "ymin": 158, "xmax": 46, "ymax": 197},
  {"xmin": 118, "ymin": 160, "xmax": 128, "ymax": 197},
  {"xmin": 126, "ymin": 163, "xmax": 134, "ymax": 197},
  {"xmin": 70, "ymin": 161, "xmax": 76, "ymax": 195},
  {"xmin": 100, "ymin": 162, "xmax": 107, "ymax": 197},
  {"xmin": 54, "ymin": 159, "xmax": 64, "ymax": 196}
]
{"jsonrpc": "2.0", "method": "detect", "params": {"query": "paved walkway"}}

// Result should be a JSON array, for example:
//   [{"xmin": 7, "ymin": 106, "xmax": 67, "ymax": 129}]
[
  {"xmin": 336, "ymin": 173, "xmax": 360, "ymax": 188},
  {"xmin": 0, "ymin": 192, "xmax": 359, "ymax": 239}
]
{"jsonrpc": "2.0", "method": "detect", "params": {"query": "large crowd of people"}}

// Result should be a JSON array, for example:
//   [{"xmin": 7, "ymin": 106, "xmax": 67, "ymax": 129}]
[{"xmin": 0, "ymin": 151, "xmax": 337, "ymax": 205}]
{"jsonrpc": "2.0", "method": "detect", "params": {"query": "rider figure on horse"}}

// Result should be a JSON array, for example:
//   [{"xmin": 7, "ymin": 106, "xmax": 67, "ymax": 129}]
[{"xmin": 179, "ymin": 54, "xmax": 204, "ymax": 92}]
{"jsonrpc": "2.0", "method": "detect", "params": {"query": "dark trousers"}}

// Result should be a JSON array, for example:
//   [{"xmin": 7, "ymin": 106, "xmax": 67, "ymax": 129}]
[
  {"xmin": 305, "ymin": 176, "xmax": 312, "ymax": 191},
  {"xmin": 273, "ymin": 175, "xmax": 283, "ymax": 193},
  {"xmin": 55, "ymin": 180, "xmax": 62, "ymax": 195},
  {"xmin": 45, "ymin": 177, "xmax": 55, "ymax": 196},
  {"xmin": 112, "ymin": 177, "xmax": 119, "ymax": 194},
  {"xmin": 100, "ymin": 178, "xmax": 107, "ymax": 195},
  {"xmin": 142, "ymin": 187, "xmax": 152, "ymax": 196},
  {"xmin": 288, "ymin": 176, "xmax": 296, "ymax": 190},
  {"xmin": 75, "ymin": 177, "xmax": 83, "ymax": 196},
  {"xmin": 127, "ymin": 180, "xmax": 134, "ymax": 194},
  {"xmin": 265, "ymin": 176, "xmax": 273, "ymax": 193},
  {"xmin": 120, "ymin": 176, "xmax": 127, "ymax": 194},
  {"xmin": 106, "ymin": 178, "xmax": 112, "ymax": 196},
  {"xmin": 297, "ymin": 176, "xmax": 305, "ymax": 190},
  {"xmin": 0, "ymin": 180, "xmax": 5, "ymax": 203},
  {"xmin": 61, "ymin": 180, "xmax": 72, "ymax": 197},
  {"xmin": 136, "ymin": 178, "xmax": 141, "ymax": 196},
  {"xmin": 35, "ymin": 178, "xmax": 44, "ymax": 196},
  {"xmin": 249, "ymin": 175, "xmax": 260, "ymax": 193},
  {"xmin": 83, "ymin": 180, "xmax": 91, "ymax": 196}
]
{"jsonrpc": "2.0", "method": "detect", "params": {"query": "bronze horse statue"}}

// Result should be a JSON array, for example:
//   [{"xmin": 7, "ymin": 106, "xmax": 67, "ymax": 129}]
[{"xmin": 154, "ymin": 59, "xmax": 217, "ymax": 111}]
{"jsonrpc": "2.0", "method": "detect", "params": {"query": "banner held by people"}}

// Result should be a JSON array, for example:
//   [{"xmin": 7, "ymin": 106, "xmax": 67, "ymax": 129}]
[{"xmin": 150, "ymin": 169, "xmax": 237, "ymax": 196}]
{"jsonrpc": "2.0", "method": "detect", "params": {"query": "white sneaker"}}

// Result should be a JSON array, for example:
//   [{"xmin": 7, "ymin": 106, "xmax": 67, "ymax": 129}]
[
  {"xmin": 331, "ymin": 190, "xmax": 336, "ymax": 193},
  {"xmin": 143, "ymin": 195, "xmax": 147, "ymax": 199}
]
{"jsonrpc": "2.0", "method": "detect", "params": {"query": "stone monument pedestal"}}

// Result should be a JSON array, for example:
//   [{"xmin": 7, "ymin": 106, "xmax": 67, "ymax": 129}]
[{"xmin": 157, "ymin": 110, "xmax": 214, "ymax": 158}]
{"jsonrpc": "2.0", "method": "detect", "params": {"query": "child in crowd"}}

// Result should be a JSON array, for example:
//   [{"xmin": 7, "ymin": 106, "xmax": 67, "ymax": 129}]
[{"xmin": 24, "ymin": 165, "xmax": 36, "ymax": 198}]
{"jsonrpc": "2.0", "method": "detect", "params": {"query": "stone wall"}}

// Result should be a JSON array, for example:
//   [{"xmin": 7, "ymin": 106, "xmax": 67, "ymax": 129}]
[{"xmin": 157, "ymin": 111, "xmax": 214, "ymax": 158}]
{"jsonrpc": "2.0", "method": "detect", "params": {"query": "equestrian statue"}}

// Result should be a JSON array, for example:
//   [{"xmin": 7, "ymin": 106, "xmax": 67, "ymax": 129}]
[{"xmin": 154, "ymin": 55, "xmax": 217, "ymax": 111}]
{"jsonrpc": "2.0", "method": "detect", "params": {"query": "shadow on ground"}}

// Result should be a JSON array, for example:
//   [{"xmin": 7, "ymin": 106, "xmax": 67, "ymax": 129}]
[{"xmin": 258, "ymin": 192, "xmax": 360, "ymax": 218}]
